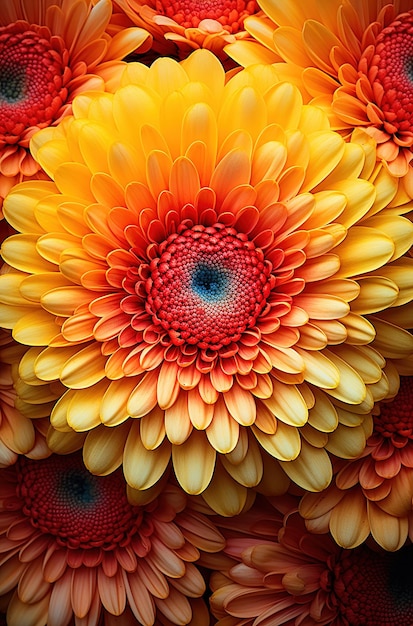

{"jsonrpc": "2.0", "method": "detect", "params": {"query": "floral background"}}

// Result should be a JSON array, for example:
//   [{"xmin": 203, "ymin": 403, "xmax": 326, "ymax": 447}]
[{"xmin": 0, "ymin": 0, "xmax": 413, "ymax": 624}]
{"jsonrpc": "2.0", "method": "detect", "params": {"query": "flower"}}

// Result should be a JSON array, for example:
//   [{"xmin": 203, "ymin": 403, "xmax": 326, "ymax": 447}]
[
  {"xmin": 0, "ymin": 50, "xmax": 413, "ymax": 514},
  {"xmin": 0, "ymin": 330, "xmax": 51, "ymax": 467},
  {"xmin": 114, "ymin": 0, "xmax": 262, "ymax": 64},
  {"xmin": 226, "ymin": 0, "xmax": 413, "ymax": 189},
  {"xmin": 0, "ymin": 0, "xmax": 150, "ymax": 211},
  {"xmin": 300, "ymin": 375, "xmax": 413, "ymax": 551},
  {"xmin": 0, "ymin": 451, "xmax": 224, "ymax": 626},
  {"xmin": 210, "ymin": 500, "xmax": 413, "ymax": 625}
]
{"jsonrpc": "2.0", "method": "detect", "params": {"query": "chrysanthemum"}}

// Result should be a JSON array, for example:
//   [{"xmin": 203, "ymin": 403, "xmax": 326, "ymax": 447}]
[
  {"xmin": 1, "ymin": 51, "xmax": 413, "ymax": 514},
  {"xmin": 0, "ymin": 330, "xmax": 52, "ymax": 467},
  {"xmin": 210, "ymin": 502, "xmax": 413, "ymax": 625},
  {"xmin": 113, "ymin": 0, "xmax": 263, "ymax": 64},
  {"xmin": 226, "ymin": 0, "xmax": 413, "ymax": 188},
  {"xmin": 0, "ymin": 451, "xmax": 224, "ymax": 626},
  {"xmin": 0, "ymin": 0, "xmax": 150, "ymax": 211},
  {"xmin": 299, "ymin": 375, "xmax": 413, "ymax": 551}
]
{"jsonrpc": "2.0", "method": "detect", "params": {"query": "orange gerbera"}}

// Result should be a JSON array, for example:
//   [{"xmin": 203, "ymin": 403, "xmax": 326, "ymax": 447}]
[
  {"xmin": 113, "ymin": 0, "xmax": 263, "ymax": 64},
  {"xmin": 300, "ymin": 375, "xmax": 413, "ymax": 552},
  {"xmin": 210, "ymin": 501, "xmax": 413, "ymax": 625},
  {"xmin": 0, "ymin": 51, "xmax": 413, "ymax": 515},
  {"xmin": 226, "ymin": 0, "xmax": 413, "ymax": 189},
  {"xmin": 0, "ymin": 0, "xmax": 150, "ymax": 212},
  {"xmin": 0, "ymin": 451, "xmax": 224, "ymax": 626}
]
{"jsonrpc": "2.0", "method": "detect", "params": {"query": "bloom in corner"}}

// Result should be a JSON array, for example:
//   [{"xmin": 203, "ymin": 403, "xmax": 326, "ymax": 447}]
[
  {"xmin": 210, "ymin": 501, "xmax": 413, "ymax": 625},
  {"xmin": 0, "ymin": 451, "xmax": 224, "ymax": 626},
  {"xmin": 1, "ymin": 50, "xmax": 413, "ymax": 513},
  {"xmin": 300, "ymin": 375, "xmax": 413, "ymax": 552},
  {"xmin": 226, "ymin": 0, "xmax": 413, "ymax": 191},
  {"xmin": 0, "ymin": 330, "xmax": 52, "ymax": 467},
  {"xmin": 114, "ymin": 0, "xmax": 263, "ymax": 64},
  {"xmin": 0, "ymin": 0, "xmax": 150, "ymax": 210}
]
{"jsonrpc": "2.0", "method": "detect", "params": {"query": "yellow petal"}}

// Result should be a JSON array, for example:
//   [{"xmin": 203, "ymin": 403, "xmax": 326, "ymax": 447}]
[
  {"xmin": 83, "ymin": 422, "xmax": 130, "ymax": 475},
  {"xmin": 172, "ymin": 430, "xmax": 216, "ymax": 494},
  {"xmin": 123, "ymin": 422, "xmax": 171, "ymax": 490},
  {"xmin": 279, "ymin": 441, "xmax": 332, "ymax": 491}
]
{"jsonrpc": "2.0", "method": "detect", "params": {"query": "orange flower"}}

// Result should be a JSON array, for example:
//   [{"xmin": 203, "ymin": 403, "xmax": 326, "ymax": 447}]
[
  {"xmin": 0, "ymin": 0, "xmax": 150, "ymax": 212},
  {"xmin": 226, "ymin": 0, "xmax": 413, "ymax": 189},
  {"xmin": 114, "ymin": 0, "xmax": 262, "ymax": 64},
  {"xmin": 300, "ymin": 375, "xmax": 413, "ymax": 551},
  {"xmin": 210, "ymin": 500, "xmax": 413, "ymax": 625},
  {"xmin": 1, "ymin": 52, "xmax": 413, "ymax": 515},
  {"xmin": 0, "ymin": 451, "xmax": 224, "ymax": 626}
]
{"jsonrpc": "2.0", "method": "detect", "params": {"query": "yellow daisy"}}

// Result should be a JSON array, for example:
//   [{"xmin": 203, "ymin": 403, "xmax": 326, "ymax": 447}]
[
  {"xmin": 0, "ymin": 50, "xmax": 412, "ymax": 515},
  {"xmin": 226, "ymin": 0, "xmax": 413, "ymax": 191}
]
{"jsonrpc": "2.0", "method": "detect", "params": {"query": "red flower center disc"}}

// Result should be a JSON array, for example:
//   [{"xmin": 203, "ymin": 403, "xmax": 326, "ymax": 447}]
[
  {"xmin": 146, "ymin": 223, "xmax": 273, "ymax": 350},
  {"xmin": 0, "ymin": 21, "xmax": 69, "ymax": 140},
  {"xmin": 154, "ymin": 0, "xmax": 258, "ymax": 31},
  {"xmin": 334, "ymin": 544, "xmax": 413, "ymax": 625},
  {"xmin": 17, "ymin": 454, "xmax": 142, "ymax": 550},
  {"xmin": 375, "ymin": 376, "xmax": 413, "ymax": 439},
  {"xmin": 370, "ymin": 10, "xmax": 413, "ymax": 133}
]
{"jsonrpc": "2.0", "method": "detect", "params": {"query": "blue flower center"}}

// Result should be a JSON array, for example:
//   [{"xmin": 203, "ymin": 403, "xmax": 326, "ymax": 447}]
[
  {"xmin": 0, "ymin": 66, "xmax": 26, "ymax": 103},
  {"xmin": 191, "ymin": 263, "xmax": 230, "ymax": 302}
]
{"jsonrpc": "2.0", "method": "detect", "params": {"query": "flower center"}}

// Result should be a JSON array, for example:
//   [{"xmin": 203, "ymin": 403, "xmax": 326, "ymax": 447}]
[
  {"xmin": 146, "ymin": 223, "xmax": 272, "ymax": 350},
  {"xmin": 374, "ymin": 377, "xmax": 413, "ymax": 439},
  {"xmin": 154, "ymin": 0, "xmax": 258, "ymax": 31},
  {"xmin": 334, "ymin": 544, "xmax": 413, "ymax": 625},
  {"xmin": 370, "ymin": 10, "xmax": 413, "ymax": 133},
  {"xmin": 0, "ymin": 22, "xmax": 69, "ymax": 139},
  {"xmin": 17, "ymin": 454, "xmax": 142, "ymax": 549}
]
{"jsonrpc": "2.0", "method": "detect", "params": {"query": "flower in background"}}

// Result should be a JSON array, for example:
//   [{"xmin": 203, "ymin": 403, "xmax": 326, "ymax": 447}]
[
  {"xmin": 226, "ymin": 0, "xmax": 413, "ymax": 191},
  {"xmin": 113, "ymin": 0, "xmax": 262, "ymax": 65},
  {"xmin": 210, "ymin": 500, "xmax": 413, "ymax": 625},
  {"xmin": 0, "ymin": 330, "xmax": 52, "ymax": 467},
  {"xmin": 300, "ymin": 375, "xmax": 413, "ymax": 552},
  {"xmin": 0, "ymin": 50, "xmax": 413, "ymax": 515},
  {"xmin": 0, "ymin": 451, "xmax": 224, "ymax": 626},
  {"xmin": 0, "ymin": 0, "xmax": 151, "ymax": 212}
]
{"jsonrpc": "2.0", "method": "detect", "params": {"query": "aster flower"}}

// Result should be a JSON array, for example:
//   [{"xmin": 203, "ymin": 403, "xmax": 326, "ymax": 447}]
[
  {"xmin": 0, "ymin": 451, "xmax": 224, "ymax": 626},
  {"xmin": 300, "ymin": 375, "xmax": 413, "ymax": 552},
  {"xmin": 226, "ymin": 0, "xmax": 413, "ymax": 189},
  {"xmin": 0, "ymin": 51, "xmax": 413, "ymax": 514},
  {"xmin": 113, "ymin": 0, "xmax": 263, "ymax": 64},
  {"xmin": 210, "ymin": 502, "xmax": 413, "ymax": 625},
  {"xmin": 0, "ymin": 0, "xmax": 150, "ymax": 211},
  {"xmin": 0, "ymin": 330, "xmax": 51, "ymax": 467}
]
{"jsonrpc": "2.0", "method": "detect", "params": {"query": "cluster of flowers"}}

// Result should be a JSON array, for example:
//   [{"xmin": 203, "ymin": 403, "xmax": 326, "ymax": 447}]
[{"xmin": 0, "ymin": 0, "xmax": 413, "ymax": 624}]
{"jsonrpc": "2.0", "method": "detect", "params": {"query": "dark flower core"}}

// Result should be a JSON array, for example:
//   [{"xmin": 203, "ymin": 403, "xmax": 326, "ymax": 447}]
[
  {"xmin": 146, "ymin": 223, "xmax": 273, "ymax": 350},
  {"xmin": 154, "ymin": 0, "xmax": 258, "ymax": 31},
  {"xmin": 334, "ymin": 544, "xmax": 413, "ymax": 625},
  {"xmin": 0, "ymin": 21, "xmax": 68, "ymax": 139},
  {"xmin": 374, "ymin": 376, "xmax": 413, "ymax": 439},
  {"xmin": 17, "ymin": 454, "xmax": 142, "ymax": 549},
  {"xmin": 370, "ymin": 11, "xmax": 413, "ymax": 134}
]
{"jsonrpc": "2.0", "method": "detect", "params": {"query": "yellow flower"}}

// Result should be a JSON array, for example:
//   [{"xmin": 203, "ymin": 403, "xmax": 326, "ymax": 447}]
[
  {"xmin": 300, "ymin": 375, "xmax": 413, "ymax": 551},
  {"xmin": 226, "ymin": 0, "xmax": 413, "ymax": 191},
  {"xmin": 0, "ymin": 0, "xmax": 150, "ymax": 211},
  {"xmin": 0, "ymin": 51, "xmax": 413, "ymax": 515}
]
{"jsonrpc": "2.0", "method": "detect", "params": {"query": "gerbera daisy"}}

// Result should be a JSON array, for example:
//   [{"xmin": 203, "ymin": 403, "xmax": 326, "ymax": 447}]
[
  {"xmin": 226, "ymin": 0, "xmax": 413, "ymax": 189},
  {"xmin": 0, "ymin": 51, "xmax": 413, "ymax": 514},
  {"xmin": 113, "ymin": 0, "xmax": 264, "ymax": 65},
  {"xmin": 0, "ymin": 330, "xmax": 51, "ymax": 467},
  {"xmin": 300, "ymin": 375, "xmax": 413, "ymax": 552},
  {"xmin": 0, "ymin": 451, "xmax": 224, "ymax": 626},
  {"xmin": 210, "ymin": 500, "xmax": 413, "ymax": 625},
  {"xmin": 0, "ymin": 0, "xmax": 150, "ymax": 212}
]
